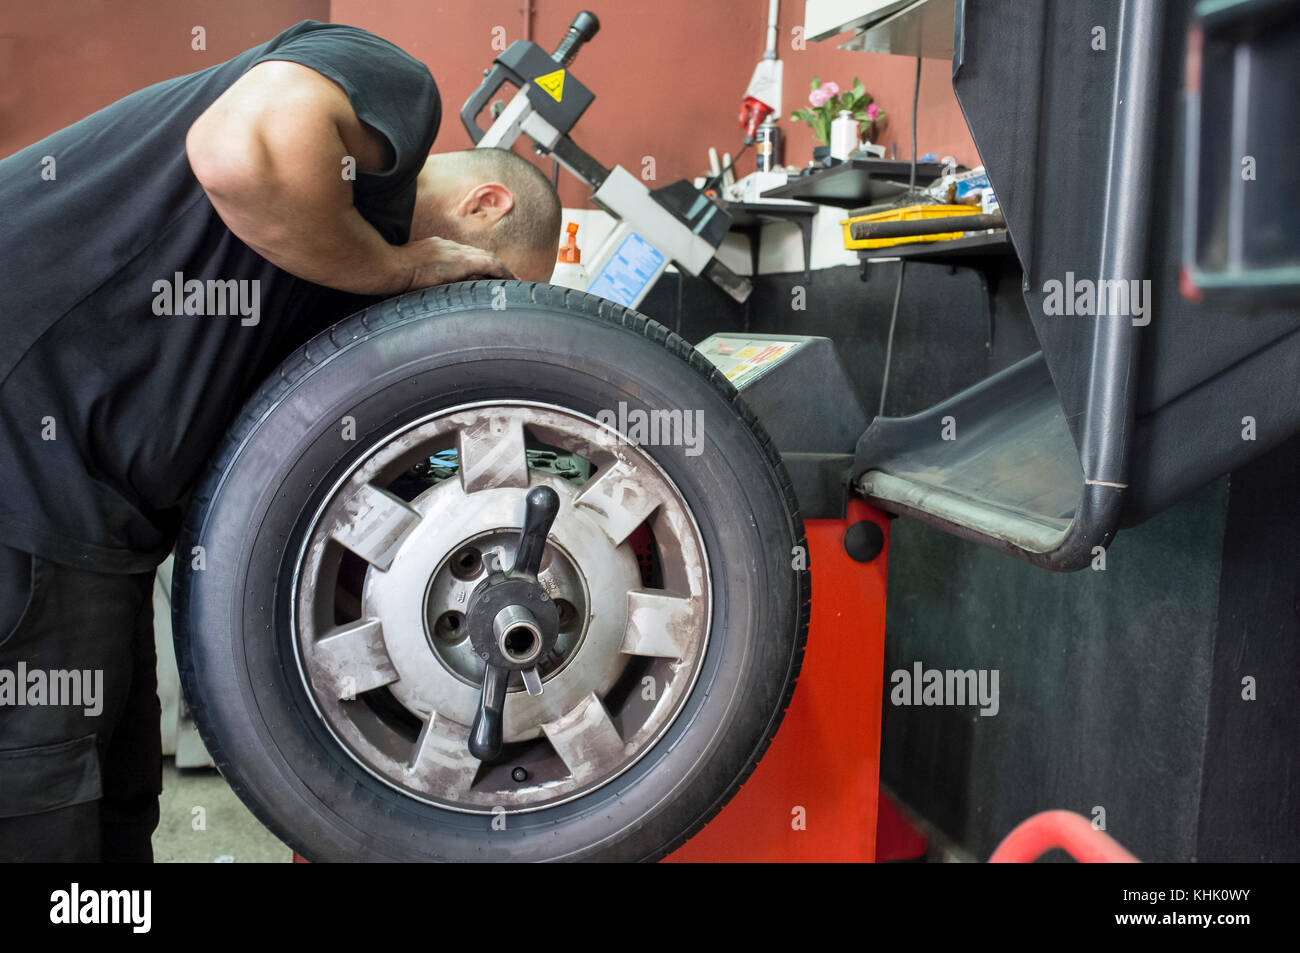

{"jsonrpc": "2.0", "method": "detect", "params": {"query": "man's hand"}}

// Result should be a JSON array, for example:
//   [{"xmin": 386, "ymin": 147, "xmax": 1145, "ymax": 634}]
[{"xmin": 397, "ymin": 236, "xmax": 515, "ymax": 292}]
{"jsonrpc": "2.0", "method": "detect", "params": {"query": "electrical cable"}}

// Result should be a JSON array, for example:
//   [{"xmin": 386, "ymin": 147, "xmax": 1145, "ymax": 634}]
[
  {"xmin": 909, "ymin": 54, "xmax": 921, "ymax": 191},
  {"xmin": 878, "ymin": 56, "xmax": 923, "ymax": 418},
  {"xmin": 878, "ymin": 259, "xmax": 906, "ymax": 417},
  {"xmin": 702, "ymin": 141, "xmax": 751, "ymax": 195}
]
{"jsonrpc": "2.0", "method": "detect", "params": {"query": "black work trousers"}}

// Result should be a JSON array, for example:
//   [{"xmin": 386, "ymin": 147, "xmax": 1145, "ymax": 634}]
[{"xmin": 0, "ymin": 543, "xmax": 161, "ymax": 861}]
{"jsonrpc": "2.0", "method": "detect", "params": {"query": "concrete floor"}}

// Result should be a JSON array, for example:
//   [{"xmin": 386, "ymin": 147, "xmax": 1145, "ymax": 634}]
[{"xmin": 155, "ymin": 758, "xmax": 292, "ymax": 863}]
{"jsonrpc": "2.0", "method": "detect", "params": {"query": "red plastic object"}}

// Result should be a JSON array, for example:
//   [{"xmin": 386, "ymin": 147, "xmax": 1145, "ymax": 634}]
[
  {"xmin": 989, "ymin": 810, "xmax": 1140, "ymax": 863},
  {"xmin": 738, "ymin": 95, "xmax": 774, "ymax": 142},
  {"xmin": 666, "ymin": 500, "xmax": 890, "ymax": 861},
  {"xmin": 876, "ymin": 790, "xmax": 928, "ymax": 862}
]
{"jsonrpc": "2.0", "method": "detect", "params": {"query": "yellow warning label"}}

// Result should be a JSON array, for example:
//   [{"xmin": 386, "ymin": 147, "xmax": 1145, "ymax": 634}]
[{"xmin": 534, "ymin": 68, "xmax": 565, "ymax": 102}]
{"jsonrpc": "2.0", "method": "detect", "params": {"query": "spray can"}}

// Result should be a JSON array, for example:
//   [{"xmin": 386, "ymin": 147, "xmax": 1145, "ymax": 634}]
[{"xmin": 756, "ymin": 121, "xmax": 783, "ymax": 172}]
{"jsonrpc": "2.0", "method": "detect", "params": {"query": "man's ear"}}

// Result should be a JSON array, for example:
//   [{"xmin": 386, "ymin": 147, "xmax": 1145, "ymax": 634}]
[{"xmin": 455, "ymin": 182, "xmax": 514, "ymax": 227}]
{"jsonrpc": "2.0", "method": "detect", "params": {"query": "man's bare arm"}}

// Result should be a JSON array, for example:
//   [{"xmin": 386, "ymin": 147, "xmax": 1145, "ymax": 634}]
[{"xmin": 186, "ymin": 60, "xmax": 511, "ymax": 295}]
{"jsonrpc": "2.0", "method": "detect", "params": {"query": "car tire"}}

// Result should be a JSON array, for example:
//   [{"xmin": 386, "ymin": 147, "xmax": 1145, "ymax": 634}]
[{"xmin": 172, "ymin": 280, "xmax": 809, "ymax": 862}]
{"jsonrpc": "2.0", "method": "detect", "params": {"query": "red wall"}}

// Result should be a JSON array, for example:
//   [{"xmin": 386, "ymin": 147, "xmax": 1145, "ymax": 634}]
[
  {"xmin": 0, "ymin": 0, "xmax": 329, "ymax": 159},
  {"xmin": 2, "ymin": 1, "xmax": 980, "ymax": 206},
  {"xmin": 332, "ymin": 0, "xmax": 980, "ymax": 209}
]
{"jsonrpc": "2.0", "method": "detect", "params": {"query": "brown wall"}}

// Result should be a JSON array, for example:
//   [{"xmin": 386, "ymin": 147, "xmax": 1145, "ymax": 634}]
[
  {"xmin": 2, "ymin": 0, "xmax": 980, "ymax": 207},
  {"xmin": 0, "ymin": 0, "xmax": 329, "ymax": 158}
]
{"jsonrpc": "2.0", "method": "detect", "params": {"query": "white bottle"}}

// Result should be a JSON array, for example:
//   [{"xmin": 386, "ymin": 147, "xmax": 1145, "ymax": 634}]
[
  {"xmin": 550, "ymin": 222, "xmax": 589, "ymax": 289},
  {"xmin": 830, "ymin": 110, "xmax": 860, "ymax": 161}
]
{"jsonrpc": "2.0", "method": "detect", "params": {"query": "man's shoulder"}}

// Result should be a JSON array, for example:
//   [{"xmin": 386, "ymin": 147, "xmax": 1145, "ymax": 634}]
[{"xmin": 262, "ymin": 20, "xmax": 434, "ymax": 80}]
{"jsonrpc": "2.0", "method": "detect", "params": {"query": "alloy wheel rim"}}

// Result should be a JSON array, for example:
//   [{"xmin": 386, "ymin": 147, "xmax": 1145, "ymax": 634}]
[{"xmin": 289, "ymin": 400, "xmax": 711, "ymax": 813}]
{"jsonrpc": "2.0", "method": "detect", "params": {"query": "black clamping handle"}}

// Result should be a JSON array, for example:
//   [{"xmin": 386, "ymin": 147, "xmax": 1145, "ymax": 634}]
[
  {"xmin": 512, "ymin": 485, "xmax": 560, "ymax": 579},
  {"xmin": 468, "ymin": 664, "xmax": 510, "ymax": 762},
  {"xmin": 466, "ymin": 485, "xmax": 559, "ymax": 763},
  {"xmin": 551, "ymin": 11, "xmax": 600, "ymax": 67}
]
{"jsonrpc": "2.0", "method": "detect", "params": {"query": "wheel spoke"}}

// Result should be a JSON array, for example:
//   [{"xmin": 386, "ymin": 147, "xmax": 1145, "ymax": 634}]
[
  {"xmin": 572, "ymin": 462, "xmax": 663, "ymax": 546},
  {"xmin": 457, "ymin": 415, "xmax": 529, "ymax": 493},
  {"xmin": 541, "ymin": 692, "xmax": 628, "ymax": 783},
  {"xmin": 406, "ymin": 713, "xmax": 480, "ymax": 798},
  {"xmin": 308, "ymin": 618, "xmax": 399, "ymax": 699},
  {"xmin": 620, "ymin": 591, "xmax": 702, "ymax": 661},
  {"xmin": 330, "ymin": 483, "xmax": 420, "ymax": 571}
]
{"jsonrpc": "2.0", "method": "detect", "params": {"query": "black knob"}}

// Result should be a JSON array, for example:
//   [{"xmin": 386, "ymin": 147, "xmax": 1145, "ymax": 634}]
[
  {"xmin": 552, "ymin": 11, "xmax": 600, "ymax": 67},
  {"xmin": 843, "ymin": 520, "xmax": 885, "ymax": 563}
]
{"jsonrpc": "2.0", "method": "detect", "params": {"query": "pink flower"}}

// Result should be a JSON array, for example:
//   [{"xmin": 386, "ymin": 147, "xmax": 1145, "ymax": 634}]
[
  {"xmin": 809, "ymin": 82, "xmax": 840, "ymax": 108},
  {"xmin": 866, "ymin": 102, "xmax": 881, "ymax": 120}
]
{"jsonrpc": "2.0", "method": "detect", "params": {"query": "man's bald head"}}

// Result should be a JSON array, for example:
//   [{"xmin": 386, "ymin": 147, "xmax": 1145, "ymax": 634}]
[{"xmin": 413, "ymin": 148, "xmax": 561, "ymax": 283}]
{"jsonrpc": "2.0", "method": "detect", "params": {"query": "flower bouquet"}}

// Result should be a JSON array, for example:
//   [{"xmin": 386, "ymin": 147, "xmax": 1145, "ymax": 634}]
[{"xmin": 790, "ymin": 76, "xmax": 887, "ymax": 146}]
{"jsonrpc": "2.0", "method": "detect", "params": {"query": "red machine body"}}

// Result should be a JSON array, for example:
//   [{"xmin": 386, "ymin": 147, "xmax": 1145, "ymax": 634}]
[{"xmin": 667, "ymin": 499, "xmax": 890, "ymax": 862}]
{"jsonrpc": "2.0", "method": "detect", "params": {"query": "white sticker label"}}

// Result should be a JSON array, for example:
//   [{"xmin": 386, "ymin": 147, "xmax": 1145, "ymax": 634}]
[{"xmin": 697, "ymin": 337, "xmax": 803, "ymax": 387}]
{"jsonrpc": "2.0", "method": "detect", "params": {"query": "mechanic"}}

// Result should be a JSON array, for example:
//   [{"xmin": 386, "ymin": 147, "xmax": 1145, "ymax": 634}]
[{"xmin": 0, "ymin": 19, "xmax": 562, "ymax": 861}]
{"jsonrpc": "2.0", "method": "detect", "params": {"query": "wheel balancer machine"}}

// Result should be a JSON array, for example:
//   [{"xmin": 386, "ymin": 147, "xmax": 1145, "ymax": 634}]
[{"xmin": 459, "ymin": 4, "xmax": 1300, "ymax": 860}]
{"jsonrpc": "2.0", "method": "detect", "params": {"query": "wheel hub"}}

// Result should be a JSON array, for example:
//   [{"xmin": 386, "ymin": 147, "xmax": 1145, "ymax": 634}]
[
  {"xmin": 364, "ymin": 476, "xmax": 636, "ymax": 738},
  {"xmin": 465, "ymin": 562, "xmax": 559, "ymax": 669},
  {"xmin": 424, "ymin": 530, "xmax": 586, "ymax": 686}
]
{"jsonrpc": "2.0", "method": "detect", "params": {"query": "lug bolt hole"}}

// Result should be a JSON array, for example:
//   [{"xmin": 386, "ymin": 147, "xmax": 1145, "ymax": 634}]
[
  {"xmin": 434, "ymin": 611, "xmax": 466, "ymax": 643},
  {"xmin": 450, "ymin": 547, "xmax": 483, "ymax": 581}
]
